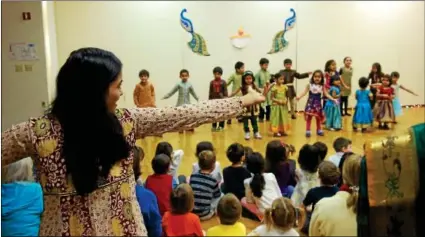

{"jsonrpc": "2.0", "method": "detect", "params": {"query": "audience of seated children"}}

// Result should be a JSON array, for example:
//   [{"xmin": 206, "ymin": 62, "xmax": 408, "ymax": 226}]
[
  {"xmin": 192, "ymin": 141, "xmax": 223, "ymax": 183},
  {"xmin": 301, "ymin": 161, "xmax": 340, "ymax": 234},
  {"xmin": 1, "ymin": 158, "xmax": 43, "ymax": 237},
  {"xmin": 222, "ymin": 143, "xmax": 252, "ymax": 200},
  {"xmin": 328, "ymin": 137, "xmax": 352, "ymax": 167},
  {"xmin": 190, "ymin": 150, "xmax": 222, "ymax": 220},
  {"xmin": 206, "ymin": 194, "xmax": 247, "ymax": 236},
  {"xmin": 248, "ymin": 197, "xmax": 302, "ymax": 236},
  {"xmin": 265, "ymin": 140, "xmax": 296, "ymax": 197},
  {"xmin": 145, "ymin": 154, "xmax": 178, "ymax": 216},
  {"xmin": 309, "ymin": 154, "xmax": 361, "ymax": 236},
  {"xmin": 291, "ymin": 144, "xmax": 322, "ymax": 207},
  {"xmin": 243, "ymin": 152, "xmax": 281, "ymax": 217},
  {"xmin": 132, "ymin": 146, "xmax": 161, "ymax": 237},
  {"xmin": 155, "ymin": 142, "xmax": 184, "ymax": 182},
  {"xmin": 313, "ymin": 141, "xmax": 328, "ymax": 161},
  {"xmin": 162, "ymin": 184, "xmax": 204, "ymax": 236}
]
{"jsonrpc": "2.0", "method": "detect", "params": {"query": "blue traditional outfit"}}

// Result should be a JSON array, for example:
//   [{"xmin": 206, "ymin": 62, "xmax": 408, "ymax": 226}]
[
  {"xmin": 352, "ymin": 89, "xmax": 373, "ymax": 129},
  {"xmin": 324, "ymin": 86, "xmax": 342, "ymax": 130},
  {"xmin": 392, "ymin": 84, "xmax": 403, "ymax": 117}
]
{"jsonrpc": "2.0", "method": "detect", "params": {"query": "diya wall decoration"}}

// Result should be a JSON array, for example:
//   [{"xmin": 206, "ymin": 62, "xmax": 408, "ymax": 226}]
[
  {"xmin": 268, "ymin": 8, "xmax": 297, "ymax": 54},
  {"xmin": 230, "ymin": 28, "xmax": 251, "ymax": 49},
  {"xmin": 179, "ymin": 8, "xmax": 210, "ymax": 56}
]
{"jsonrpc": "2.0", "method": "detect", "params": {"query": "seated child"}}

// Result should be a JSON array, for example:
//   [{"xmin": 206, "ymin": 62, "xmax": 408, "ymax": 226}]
[
  {"xmin": 206, "ymin": 194, "xmax": 246, "ymax": 236},
  {"xmin": 291, "ymin": 144, "xmax": 322, "ymax": 207},
  {"xmin": 192, "ymin": 141, "xmax": 222, "ymax": 183},
  {"xmin": 145, "ymin": 154, "xmax": 178, "ymax": 216},
  {"xmin": 155, "ymin": 141, "xmax": 184, "ymax": 182},
  {"xmin": 247, "ymin": 197, "xmax": 302, "ymax": 236},
  {"xmin": 328, "ymin": 137, "xmax": 352, "ymax": 167},
  {"xmin": 162, "ymin": 184, "xmax": 204, "ymax": 236},
  {"xmin": 190, "ymin": 150, "xmax": 222, "ymax": 220},
  {"xmin": 337, "ymin": 152, "xmax": 355, "ymax": 188},
  {"xmin": 132, "ymin": 146, "xmax": 161, "ymax": 237},
  {"xmin": 313, "ymin": 141, "xmax": 328, "ymax": 161},
  {"xmin": 243, "ymin": 152, "xmax": 281, "ymax": 216},
  {"xmin": 222, "ymin": 143, "xmax": 252, "ymax": 200},
  {"xmin": 301, "ymin": 161, "xmax": 339, "ymax": 234}
]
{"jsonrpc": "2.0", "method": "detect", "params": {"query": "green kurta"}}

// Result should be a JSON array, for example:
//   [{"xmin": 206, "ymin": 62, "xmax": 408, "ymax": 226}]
[
  {"xmin": 254, "ymin": 69, "xmax": 271, "ymax": 107},
  {"xmin": 340, "ymin": 67, "xmax": 353, "ymax": 96},
  {"xmin": 227, "ymin": 73, "xmax": 243, "ymax": 96},
  {"xmin": 270, "ymin": 84, "xmax": 290, "ymax": 133}
]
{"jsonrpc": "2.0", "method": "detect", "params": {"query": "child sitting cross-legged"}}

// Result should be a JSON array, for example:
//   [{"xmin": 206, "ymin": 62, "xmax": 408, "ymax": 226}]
[
  {"xmin": 162, "ymin": 184, "xmax": 204, "ymax": 236},
  {"xmin": 190, "ymin": 150, "xmax": 222, "ymax": 220},
  {"xmin": 206, "ymin": 193, "xmax": 246, "ymax": 236},
  {"xmin": 192, "ymin": 141, "xmax": 223, "ymax": 183}
]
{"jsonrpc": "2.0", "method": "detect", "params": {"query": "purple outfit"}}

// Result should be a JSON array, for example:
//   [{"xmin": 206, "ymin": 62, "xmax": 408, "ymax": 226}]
[{"xmin": 304, "ymin": 84, "xmax": 325, "ymax": 122}]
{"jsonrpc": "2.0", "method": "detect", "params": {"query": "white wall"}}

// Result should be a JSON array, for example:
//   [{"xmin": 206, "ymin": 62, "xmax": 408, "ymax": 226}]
[{"xmin": 1, "ymin": 1, "xmax": 50, "ymax": 131}]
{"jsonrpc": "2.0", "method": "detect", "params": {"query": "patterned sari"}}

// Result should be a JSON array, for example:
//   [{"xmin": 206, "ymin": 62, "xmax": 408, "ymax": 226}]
[{"xmin": 358, "ymin": 123, "xmax": 424, "ymax": 237}]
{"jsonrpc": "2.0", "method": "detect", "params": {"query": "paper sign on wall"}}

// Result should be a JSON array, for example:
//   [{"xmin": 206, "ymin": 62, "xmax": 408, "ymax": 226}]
[{"xmin": 9, "ymin": 43, "xmax": 39, "ymax": 61}]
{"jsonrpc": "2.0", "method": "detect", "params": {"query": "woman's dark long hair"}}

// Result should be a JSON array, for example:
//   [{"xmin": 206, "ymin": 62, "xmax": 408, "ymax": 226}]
[
  {"xmin": 246, "ymin": 152, "xmax": 265, "ymax": 198},
  {"xmin": 51, "ymin": 48, "xmax": 130, "ymax": 195}
]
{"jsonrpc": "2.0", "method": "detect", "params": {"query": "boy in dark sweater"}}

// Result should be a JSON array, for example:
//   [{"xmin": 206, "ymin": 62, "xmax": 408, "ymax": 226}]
[
  {"xmin": 222, "ymin": 143, "xmax": 251, "ymax": 200},
  {"xmin": 209, "ymin": 66, "xmax": 228, "ymax": 131}
]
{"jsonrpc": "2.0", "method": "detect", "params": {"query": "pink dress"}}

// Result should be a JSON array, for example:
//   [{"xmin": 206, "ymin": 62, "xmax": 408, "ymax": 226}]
[{"xmin": 1, "ymin": 98, "xmax": 244, "ymax": 236}]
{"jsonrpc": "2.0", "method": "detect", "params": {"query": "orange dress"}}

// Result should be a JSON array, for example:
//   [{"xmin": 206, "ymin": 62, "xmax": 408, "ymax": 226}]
[
  {"xmin": 1, "ymin": 98, "xmax": 244, "ymax": 236},
  {"xmin": 133, "ymin": 82, "xmax": 156, "ymax": 108}
]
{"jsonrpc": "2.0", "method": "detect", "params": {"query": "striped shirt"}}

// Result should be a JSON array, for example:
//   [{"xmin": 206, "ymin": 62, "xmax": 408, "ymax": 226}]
[{"xmin": 189, "ymin": 172, "xmax": 221, "ymax": 218}]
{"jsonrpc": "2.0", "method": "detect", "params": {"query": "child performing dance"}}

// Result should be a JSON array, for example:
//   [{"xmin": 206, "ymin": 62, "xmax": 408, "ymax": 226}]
[
  {"xmin": 255, "ymin": 58, "xmax": 271, "ymax": 122},
  {"xmin": 297, "ymin": 70, "xmax": 337, "ymax": 137},
  {"xmin": 209, "ymin": 66, "xmax": 228, "ymax": 131},
  {"xmin": 269, "ymin": 73, "xmax": 290, "ymax": 137},
  {"xmin": 391, "ymin": 71, "xmax": 418, "ymax": 119},
  {"xmin": 352, "ymin": 77, "xmax": 373, "ymax": 132},
  {"xmin": 324, "ymin": 75, "xmax": 343, "ymax": 131},
  {"xmin": 133, "ymin": 69, "xmax": 156, "ymax": 108},
  {"xmin": 231, "ymin": 71, "xmax": 268, "ymax": 140},
  {"xmin": 227, "ymin": 61, "xmax": 245, "ymax": 124},
  {"xmin": 279, "ymin": 58, "xmax": 312, "ymax": 119},
  {"xmin": 374, "ymin": 74, "xmax": 395, "ymax": 130},
  {"xmin": 163, "ymin": 69, "xmax": 199, "ymax": 132},
  {"xmin": 338, "ymin": 57, "xmax": 353, "ymax": 116},
  {"xmin": 368, "ymin": 62, "xmax": 384, "ymax": 108}
]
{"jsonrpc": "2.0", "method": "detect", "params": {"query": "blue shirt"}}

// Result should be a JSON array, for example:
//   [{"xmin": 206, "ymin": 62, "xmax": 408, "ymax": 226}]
[
  {"xmin": 1, "ymin": 182, "xmax": 43, "ymax": 236},
  {"xmin": 135, "ymin": 184, "xmax": 162, "ymax": 237}
]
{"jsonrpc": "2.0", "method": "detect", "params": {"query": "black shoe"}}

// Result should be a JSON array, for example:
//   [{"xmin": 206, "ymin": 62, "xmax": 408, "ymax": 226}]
[
  {"xmin": 361, "ymin": 128, "xmax": 367, "ymax": 133},
  {"xmin": 341, "ymin": 113, "xmax": 346, "ymax": 117},
  {"xmin": 227, "ymin": 120, "xmax": 232, "ymax": 125},
  {"xmin": 291, "ymin": 115, "xmax": 297, "ymax": 119},
  {"xmin": 378, "ymin": 124, "xmax": 384, "ymax": 129},
  {"xmin": 346, "ymin": 113, "xmax": 352, "ymax": 116},
  {"xmin": 353, "ymin": 126, "xmax": 358, "ymax": 131},
  {"xmin": 383, "ymin": 124, "xmax": 390, "ymax": 130}
]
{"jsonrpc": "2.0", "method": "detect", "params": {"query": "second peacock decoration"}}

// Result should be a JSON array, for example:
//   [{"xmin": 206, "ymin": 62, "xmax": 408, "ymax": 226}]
[{"xmin": 180, "ymin": 8, "xmax": 210, "ymax": 56}]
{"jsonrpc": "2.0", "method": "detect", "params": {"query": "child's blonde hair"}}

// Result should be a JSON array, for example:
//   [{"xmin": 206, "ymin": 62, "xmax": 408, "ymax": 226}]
[
  {"xmin": 198, "ymin": 150, "xmax": 216, "ymax": 171},
  {"xmin": 170, "ymin": 183, "xmax": 194, "ymax": 214},
  {"xmin": 264, "ymin": 197, "xmax": 305, "ymax": 232},
  {"xmin": 342, "ymin": 153, "xmax": 362, "ymax": 213}
]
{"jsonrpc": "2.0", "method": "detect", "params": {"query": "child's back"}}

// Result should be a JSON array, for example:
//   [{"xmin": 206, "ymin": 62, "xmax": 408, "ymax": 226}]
[{"xmin": 223, "ymin": 143, "xmax": 251, "ymax": 200}]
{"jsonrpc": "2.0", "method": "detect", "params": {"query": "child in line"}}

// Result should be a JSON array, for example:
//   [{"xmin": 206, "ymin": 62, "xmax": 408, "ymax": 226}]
[
  {"xmin": 162, "ymin": 184, "xmax": 204, "ymax": 237},
  {"xmin": 222, "ymin": 143, "xmax": 251, "ymax": 200},
  {"xmin": 133, "ymin": 69, "xmax": 156, "ymax": 108},
  {"xmin": 206, "ymin": 194, "xmax": 246, "ymax": 236},
  {"xmin": 145, "ymin": 154, "xmax": 178, "ymax": 216},
  {"xmin": 227, "ymin": 61, "xmax": 245, "ymax": 124},
  {"xmin": 155, "ymin": 142, "xmax": 184, "ymax": 182},
  {"xmin": 296, "ymin": 70, "xmax": 337, "ymax": 137},
  {"xmin": 291, "ymin": 144, "xmax": 322, "ymax": 208},
  {"xmin": 324, "ymin": 75, "xmax": 343, "ymax": 131},
  {"xmin": 338, "ymin": 57, "xmax": 353, "ymax": 116},
  {"xmin": 243, "ymin": 152, "xmax": 281, "ymax": 216},
  {"xmin": 209, "ymin": 66, "xmax": 228, "ymax": 131},
  {"xmin": 368, "ymin": 62, "xmax": 384, "ymax": 108},
  {"xmin": 323, "ymin": 60, "xmax": 349, "ymax": 111},
  {"xmin": 279, "ymin": 58, "xmax": 312, "ymax": 119},
  {"xmin": 328, "ymin": 137, "xmax": 352, "ymax": 168},
  {"xmin": 269, "ymin": 73, "xmax": 290, "ymax": 137},
  {"xmin": 265, "ymin": 140, "xmax": 295, "ymax": 197},
  {"xmin": 132, "ymin": 146, "xmax": 161, "ymax": 237},
  {"xmin": 391, "ymin": 71, "xmax": 418, "ymax": 119},
  {"xmin": 255, "ymin": 58, "xmax": 272, "ymax": 122},
  {"xmin": 192, "ymin": 141, "xmax": 222, "ymax": 183},
  {"xmin": 190, "ymin": 150, "xmax": 222, "ymax": 220},
  {"xmin": 231, "ymin": 71, "xmax": 268, "ymax": 140},
  {"xmin": 301, "ymin": 161, "xmax": 339, "ymax": 234},
  {"xmin": 374, "ymin": 74, "xmax": 396, "ymax": 129},
  {"xmin": 248, "ymin": 197, "xmax": 302, "ymax": 236},
  {"xmin": 162, "ymin": 69, "xmax": 199, "ymax": 132},
  {"xmin": 353, "ymin": 77, "xmax": 374, "ymax": 132}
]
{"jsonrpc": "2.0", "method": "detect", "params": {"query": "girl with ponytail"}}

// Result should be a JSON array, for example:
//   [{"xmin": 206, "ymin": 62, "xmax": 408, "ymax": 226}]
[
  {"xmin": 248, "ymin": 197, "xmax": 304, "ymax": 236},
  {"xmin": 309, "ymin": 153, "xmax": 362, "ymax": 236}
]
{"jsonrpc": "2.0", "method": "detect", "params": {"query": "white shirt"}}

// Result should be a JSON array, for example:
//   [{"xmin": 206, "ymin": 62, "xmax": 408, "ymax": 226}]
[
  {"xmin": 169, "ymin": 150, "xmax": 184, "ymax": 179},
  {"xmin": 244, "ymin": 173, "xmax": 282, "ymax": 213},
  {"xmin": 291, "ymin": 169, "xmax": 320, "ymax": 207},
  {"xmin": 248, "ymin": 225, "xmax": 299, "ymax": 236},
  {"xmin": 192, "ymin": 162, "xmax": 222, "ymax": 183},
  {"xmin": 328, "ymin": 152, "xmax": 345, "ymax": 167}
]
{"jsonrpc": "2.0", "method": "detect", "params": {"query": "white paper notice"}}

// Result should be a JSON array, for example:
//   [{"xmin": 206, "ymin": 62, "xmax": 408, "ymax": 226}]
[{"xmin": 9, "ymin": 43, "xmax": 39, "ymax": 61}]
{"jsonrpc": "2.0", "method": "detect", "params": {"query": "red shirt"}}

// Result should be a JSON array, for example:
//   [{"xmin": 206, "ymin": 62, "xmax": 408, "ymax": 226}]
[
  {"xmin": 378, "ymin": 86, "xmax": 394, "ymax": 100},
  {"xmin": 145, "ymin": 174, "xmax": 173, "ymax": 216},
  {"xmin": 162, "ymin": 212, "xmax": 203, "ymax": 237}
]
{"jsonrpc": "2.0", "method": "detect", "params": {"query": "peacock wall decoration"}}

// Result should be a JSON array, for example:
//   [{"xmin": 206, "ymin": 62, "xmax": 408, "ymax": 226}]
[
  {"xmin": 180, "ymin": 8, "xmax": 210, "ymax": 56},
  {"xmin": 267, "ymin": 8, "xmax": 297, "ymax": 54}
]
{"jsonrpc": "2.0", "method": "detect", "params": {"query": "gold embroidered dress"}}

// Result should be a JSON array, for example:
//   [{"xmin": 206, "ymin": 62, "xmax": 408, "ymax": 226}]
[{"xmin": 1, "ymin": 98, "xmax": 244, "ymax": 236}]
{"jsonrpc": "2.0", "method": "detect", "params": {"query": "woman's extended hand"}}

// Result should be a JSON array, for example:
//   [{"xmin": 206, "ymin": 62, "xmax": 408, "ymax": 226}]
[{"xmin": 240, "ymin": 86, "xmax": 265, "ymax": 107}]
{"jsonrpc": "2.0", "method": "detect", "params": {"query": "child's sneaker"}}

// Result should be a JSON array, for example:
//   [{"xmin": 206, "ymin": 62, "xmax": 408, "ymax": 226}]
[
  {"xmin": 306, "ymin": 130, "xmax": 311, "ymax": 137},
  {"xmin": 217, "ymin": 127, "xmax": 224, "ymax": 131},
  {"xmin": 317, "ymin": 130, "xmax": 324, "ymax": 136},
  {"xmin": 254, "ymin": 132, "xmax": 262, "ymax": 139},
  {"xmin": 329, "ymin": 128, "xmax": 335, "ymax": 131},
  {"xmin": 245, "ymin": 132, "xmax": 251, "ymax": 140},
  {"xmin": 274, "ymin": 133, "xmax": 282, "ymax": 137}
]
